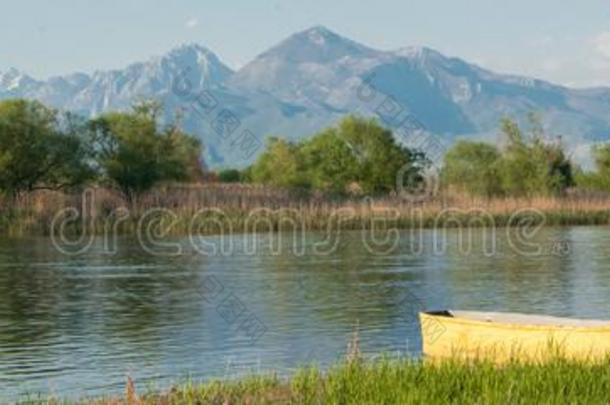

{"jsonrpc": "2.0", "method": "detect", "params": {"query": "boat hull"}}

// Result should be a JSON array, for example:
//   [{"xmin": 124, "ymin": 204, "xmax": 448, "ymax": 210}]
[{"xmin": 420, "ymin": 311, "xmax": 610, "ymax": 362}]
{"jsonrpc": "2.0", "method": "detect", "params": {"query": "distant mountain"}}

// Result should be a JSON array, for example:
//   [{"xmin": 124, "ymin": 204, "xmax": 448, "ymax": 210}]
[{"xmin": 2, "ymin": 26, "xmax": 610, "ymax": 167}]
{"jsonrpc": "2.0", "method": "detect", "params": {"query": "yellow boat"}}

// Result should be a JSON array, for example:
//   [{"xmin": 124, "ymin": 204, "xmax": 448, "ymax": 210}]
[{"xmin": 420, "ymin": 310, "xmax": 610, "ymax": 362}]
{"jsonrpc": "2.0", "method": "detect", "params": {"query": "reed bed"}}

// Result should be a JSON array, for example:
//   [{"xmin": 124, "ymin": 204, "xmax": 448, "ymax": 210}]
[
  {"xmin": 2, "ymin": 184, "xmax": 610, "ymax": 236},
  {"xmin": 24, "ymin": 356, "xmax": 610, "ymax": 404}
]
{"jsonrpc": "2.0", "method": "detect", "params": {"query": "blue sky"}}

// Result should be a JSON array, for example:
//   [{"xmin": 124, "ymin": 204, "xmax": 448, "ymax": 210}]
[{"xmin": 2, "ymin": 0, "xmax": 610, "ymax": 87}]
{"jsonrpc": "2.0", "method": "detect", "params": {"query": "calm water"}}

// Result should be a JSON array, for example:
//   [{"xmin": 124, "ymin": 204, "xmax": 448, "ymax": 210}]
[{"xmin": 1, "ymin": 227, "xmax": 610, "ymax": 399}]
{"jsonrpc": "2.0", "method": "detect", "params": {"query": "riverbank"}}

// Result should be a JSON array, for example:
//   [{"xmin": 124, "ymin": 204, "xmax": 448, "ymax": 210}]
[
  {"xmin": 27, "ymin": 357, "xmax": 610, "ymax": 404},
  {"xmin": 3, "ymin": 184, "xmax": 610, "ymax": 236}
]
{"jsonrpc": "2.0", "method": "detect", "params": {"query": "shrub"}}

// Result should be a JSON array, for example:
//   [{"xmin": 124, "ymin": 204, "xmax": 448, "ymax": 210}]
[{"xmin": 442, "ymin": 140, "xmax": 502, "ymax": 197}]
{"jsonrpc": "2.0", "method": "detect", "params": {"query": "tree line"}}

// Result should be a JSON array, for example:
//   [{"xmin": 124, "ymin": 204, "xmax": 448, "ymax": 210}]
[
  {"xmin": 5, "ymin": 97, "xmax": 610, "ymax": 201},
  {"xmin": 441, "ymin": 114, "xmax": 610, "ymax": 198},
  {"xmin": 241, "ymin": 115, "xmax": 428, "ymax": 195},
  {"xmin": 230, "ymin": 113, "xmax": 610, "ymax": 198},
  {"xmin": 0, "ymin": 99, "xmax": 203, "ymax": 201}
]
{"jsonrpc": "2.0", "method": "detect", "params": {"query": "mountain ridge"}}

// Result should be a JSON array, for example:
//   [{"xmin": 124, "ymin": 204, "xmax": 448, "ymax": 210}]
[{"xmin": 1, "ymin": 26, "xmax": 609, "ymax": 167}]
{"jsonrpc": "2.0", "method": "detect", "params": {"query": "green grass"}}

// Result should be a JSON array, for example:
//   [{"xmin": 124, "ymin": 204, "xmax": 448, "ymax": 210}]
[{"xmin": 24, "ymin": 357, "xmax": 610, "ymax": 404}]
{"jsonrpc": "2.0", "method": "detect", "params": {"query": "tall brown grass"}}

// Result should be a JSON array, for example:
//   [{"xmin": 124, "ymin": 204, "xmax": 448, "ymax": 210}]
[{"xmin": 2, "ymin": 183, "xmax": 610, "ymax": 236}]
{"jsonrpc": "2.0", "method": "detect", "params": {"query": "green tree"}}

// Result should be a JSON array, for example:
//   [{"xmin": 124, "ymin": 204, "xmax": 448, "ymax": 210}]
[
  {"xmin": 248, "ymin": 116, "xmax": 428, "ymax": 195},
  {"xmin": 499, "ymin": 117, "xmax": 573, "ymax": 197},
  {"xmin": 441, "ymin": 140, "xmax": 502, "ymax": 197},
  {"xmin": 334, "ymin": 116, "xmax": 427, "ymax": 194},
  {"xmin": 299, "ymin": 128, "xmax": 359, "ymax": 193},
  {"xmin": 249, "ymin": 137, "xmax": 308, "ymax": 188},
  {"xmin": 576, "ymin": 144, "xmax": 610, "ymax": 191},
  {"xmin": 0, "ymin": 99, "xmax": 93, "ymax": 197},
  {"xmin": 88, "ymin": 103, "xmax": 203, "ymax": 201},
  {"xmin": 593, "ymin": 144, "xmax": 610, "ymax": 176}
]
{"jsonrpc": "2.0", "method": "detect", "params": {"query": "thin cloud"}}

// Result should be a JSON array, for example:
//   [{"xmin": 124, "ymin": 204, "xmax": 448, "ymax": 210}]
[
  {"xmin": 185, "ymin": 18, "xmax": 199, "ymax": 29},
  {"xmin": 593, "ymin": 31, "xmax": 610, "ymax": 59}
]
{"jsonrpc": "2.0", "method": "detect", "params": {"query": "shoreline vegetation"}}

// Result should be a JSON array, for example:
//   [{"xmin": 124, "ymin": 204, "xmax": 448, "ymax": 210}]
[
  {"xmin": 24, "ymin": 356, "xmax": 610, "ymax": 404},
  {"xmin": 4, "ymin": 99, "xmax": 610, "ymax": 238},
  {"xmin": 3, "ymin": 184, "xmax": 610, "ymax": 237}
]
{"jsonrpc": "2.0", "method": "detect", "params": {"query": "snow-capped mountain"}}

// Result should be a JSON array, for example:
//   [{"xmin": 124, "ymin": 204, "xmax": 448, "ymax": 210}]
[
  {"xmin": 0, "ymin": 68, "xmax": 39, "ymax": 93},
  {"xmin": 5, "ymin": 43, "xmax": 234, "ymax": 117},
  {"xmin": 230, "ymin": 25, "xmax": 384, "ymax": 104},
  {"xmin": 2, "ymin": 26, "xmax": 610, "ymax": 167}
]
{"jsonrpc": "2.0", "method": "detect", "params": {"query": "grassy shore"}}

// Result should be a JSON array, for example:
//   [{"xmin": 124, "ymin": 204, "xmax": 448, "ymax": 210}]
[
  {"xmin": 3, "ymin": 184, "xmax": 610, "ymax": 236},
  {"xmin": 24, "ymin": 357, "xmax": 610, "ymax": 404}
]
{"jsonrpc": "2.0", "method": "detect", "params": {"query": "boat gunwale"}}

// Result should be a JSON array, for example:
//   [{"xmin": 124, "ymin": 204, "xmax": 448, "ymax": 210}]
[{"xmin": 420, "ymin": 311, "xmax": 610, "ymax": 333}]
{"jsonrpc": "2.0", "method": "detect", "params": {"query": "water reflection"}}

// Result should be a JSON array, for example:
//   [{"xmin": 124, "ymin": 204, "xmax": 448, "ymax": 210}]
[{"xmin": 0, "ymin": 227, "xmax": 609, "ymax": 399}]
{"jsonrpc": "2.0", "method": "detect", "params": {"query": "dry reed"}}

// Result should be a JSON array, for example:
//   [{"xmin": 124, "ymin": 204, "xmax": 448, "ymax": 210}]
[{"xmin": 2, "ymin": 183, "xmax": 610, "ymax": 236}]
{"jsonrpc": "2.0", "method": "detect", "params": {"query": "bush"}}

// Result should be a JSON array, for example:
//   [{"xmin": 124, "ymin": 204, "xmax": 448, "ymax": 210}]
[
  {"xmin": 576, "ymin": 144, "xmax": 610, "ymax": 191},
  {"xmin": 442, "ymin": 140, "xmax": 502, "ymax": 197},
  {"xmin": 217, "ymin": 169, "xmax": 242, "ymax": 183},
  {"xmin": 499, "ymin": 116, "xmax": 573, "ymax": 197}
]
